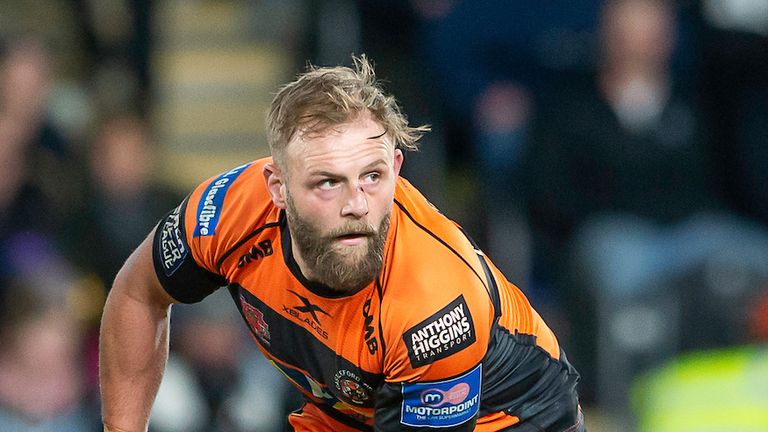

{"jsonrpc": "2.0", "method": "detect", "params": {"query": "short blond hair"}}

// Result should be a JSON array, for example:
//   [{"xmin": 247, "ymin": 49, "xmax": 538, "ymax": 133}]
[{"xmin": 266, "ymin": 55, "xmax": 429, "ymax": 167}]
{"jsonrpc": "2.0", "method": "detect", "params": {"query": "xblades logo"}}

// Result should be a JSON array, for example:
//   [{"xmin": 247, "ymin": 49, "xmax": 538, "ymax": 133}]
[
  {"xmin": 288, "ymin": 290, "xmax": 331, "ymax": 324},
  {"xmin": 284, "ymin": 291, "xmax": 331, "ymax": 339}
]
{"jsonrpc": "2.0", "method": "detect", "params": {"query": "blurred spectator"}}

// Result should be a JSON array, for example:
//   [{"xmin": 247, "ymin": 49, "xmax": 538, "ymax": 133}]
[
  {"xmin": 411, "ymin": 0, "xmax": 602, "ymax": 291},
  {"xmin": 526, "ymin": 0, "xmax": 706, "ymax": 282},
  {"xmin": 0, "ymin": 38, "xmax": 85, "ymax": 282},
  {"xmin": 0, "ymin": 270, "xmax": 100, "ymax": 431},
  {"xmin": 524, "ymin": 0, "xmax": 768, "ymax": 421},
  {"xmin": 355, "ymin": 1, "xmax": 449, "ymax": 212},
  {"xmin": 71, "ymin": 114, "xmax": 182, "ymax": 287},
  {"xmin": 696, "ymin": 0, "xmax": 768, "ymax": 226},
  {"xmin": 72, "ymin": 0, "xmax": 155, "ymax": 115}
]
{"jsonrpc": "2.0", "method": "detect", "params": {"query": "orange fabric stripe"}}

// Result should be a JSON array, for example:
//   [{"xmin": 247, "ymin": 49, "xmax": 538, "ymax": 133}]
[
  {"xmin": 475, "ymin": 411, "xmax": 521, "ymax": 431},
  {"xmin": 288, "ymin": 403, "xmax": 369, "ymax": 432}
]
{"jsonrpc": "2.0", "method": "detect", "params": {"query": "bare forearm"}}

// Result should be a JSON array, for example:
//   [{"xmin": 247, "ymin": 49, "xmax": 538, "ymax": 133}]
[
  {"xmin": 99, "ymin": 231, "xmax": 175, "ymax": 432},
  {"xmin": 100, "ymin": 287, "xmax": 170, "ymax": 432}
]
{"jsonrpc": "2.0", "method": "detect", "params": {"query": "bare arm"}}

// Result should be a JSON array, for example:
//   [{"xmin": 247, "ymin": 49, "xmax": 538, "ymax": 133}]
[{"xmin": 100, "ymin": 228, "xmax": 177, "ymax": 432}]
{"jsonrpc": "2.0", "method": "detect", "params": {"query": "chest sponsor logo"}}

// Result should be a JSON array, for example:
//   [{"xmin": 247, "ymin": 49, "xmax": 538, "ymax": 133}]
[
  {"xmin": 401, "ymin": 363, "xmax": 482, "ymax": 428},
  {"xmin": 237, "ymin": 239, "xmax": 273, "ymax": 268},
  {"xmin": 159, "ymin": 204, "xmax": 187, "ymax": 276},
  {"xmin": 334, "ymin": 369, "xmax": 373, "ymax": 405},
  {"xmin": 240, "ymin": 295, "xmax": 271, "ymax": 346},
  {"xmin": 284, "ymin": 290, "xmax": 331, "ymax": 339},
  {"xmin": 193, "ymin": 162, "xmax": 253, "ymax": 237},
  {"xmin": 402, "ymin": 295, "xmax": 476, "ymax": 368}
]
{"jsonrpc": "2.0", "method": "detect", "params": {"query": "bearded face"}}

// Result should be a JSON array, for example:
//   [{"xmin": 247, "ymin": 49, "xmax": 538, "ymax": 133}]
[
  {"xmin": 265, "ymin": 114, "xmax": 403, "ymax": 292},
  {"xmin": 285, "ymin": 192, "xmax": 390, "ymax": 292}
]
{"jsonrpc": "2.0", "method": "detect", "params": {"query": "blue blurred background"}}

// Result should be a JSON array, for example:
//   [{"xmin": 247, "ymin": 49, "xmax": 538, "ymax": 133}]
[{"xmin": 1, "ymin": 1, "xmax": 767, "ymax": 431}]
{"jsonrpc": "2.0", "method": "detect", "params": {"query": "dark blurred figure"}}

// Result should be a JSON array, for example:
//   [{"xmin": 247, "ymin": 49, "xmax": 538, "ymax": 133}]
[
  {"xmin": 149, "ymin": 290, "xmax": 291, "ymax": 432},
  {"xmin": 74, "ymin": 116, "xmax": 289, "ymax": 432},
  {"xmin": 695, "ymin": 0, "xmax": 768, "ymax": 226},
  {"xmin": 72, "ymin": 0, "xmax": 155, "ymax": 114},
  {"xmin": 411, "ymin": 0, "xmax": 602, "ymax": 295},
  {"xmin": 354, "ymin": 1, "xmax": 450, "ymax": 212},
  {"xmin": 527, "ymin": 0, "xmax": 707, "ymax": 278},
  {"xmin": 0, "ymin": 270, "xmax": 101, "ymax": 431},
  {"xmin": 0, "ymin": 38, "xmax": 84, "ymax": 282},
  {"xmin": 73, "ymin": 114, "xmax": 182, "ymax": 287},
  {"xmin": 524, "ymin": 0, "xmax": 768, "ymax": 423}
]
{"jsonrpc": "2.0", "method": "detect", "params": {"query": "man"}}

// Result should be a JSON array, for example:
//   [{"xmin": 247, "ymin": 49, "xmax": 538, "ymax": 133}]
[{"xmin": 100, "ymin": 56, "xmax": 584, "ymax": 432}]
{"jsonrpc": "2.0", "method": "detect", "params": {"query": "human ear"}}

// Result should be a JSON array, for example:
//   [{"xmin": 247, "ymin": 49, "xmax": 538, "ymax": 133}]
[
  {"xmin": 393, "ymin": 149, "xmax": 404, "ymax": 177},
  {"xmin": 263, "ymin": 163, "xmax": 287, "ymax": 209}
]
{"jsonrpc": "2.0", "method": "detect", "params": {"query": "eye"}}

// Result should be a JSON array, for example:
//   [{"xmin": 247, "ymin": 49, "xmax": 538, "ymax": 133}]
[
  {"xmin": 361, "ymin": 172, "xmax": 381, "ymax": 185},
  {"xmin": 317, "ymin": 178, "xmax": 340, "ymax": 190}
]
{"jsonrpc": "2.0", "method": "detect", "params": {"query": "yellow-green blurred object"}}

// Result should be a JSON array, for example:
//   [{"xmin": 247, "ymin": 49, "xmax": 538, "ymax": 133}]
[{"xmin": 632, "ymin": 345, "xmax": 768, "ymax": 431}]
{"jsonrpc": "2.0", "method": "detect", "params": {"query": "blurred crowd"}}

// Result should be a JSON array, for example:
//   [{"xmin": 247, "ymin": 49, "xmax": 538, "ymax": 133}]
[{"xmin": 0, "ymin": 0, "xmax": 767, "ymax": 431}]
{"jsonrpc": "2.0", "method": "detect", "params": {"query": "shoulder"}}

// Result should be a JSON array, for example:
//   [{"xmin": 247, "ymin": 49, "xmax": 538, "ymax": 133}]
[
  {"xmin": 392, "ymin": 177, "xmax": 472, "ymax": 254},
  {"xmin": 379, "ymin": 178, "xmax": 494, "ymax": 380},
  {"xmin": 181, "ymin": 157, "xmax": 280, "ymax": 270},
  {"xmin": 185, "ymin": 158, "xmax": 273, "ymax": 230},
  {"xmin": 389, "ymin": 177, "xmax": 486, "ymax": 291}
]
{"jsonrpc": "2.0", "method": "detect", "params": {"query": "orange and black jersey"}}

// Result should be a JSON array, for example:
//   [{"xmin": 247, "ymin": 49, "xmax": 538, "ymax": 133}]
[{"xmin": 152, "ymin": 158, "xmax": 583, "ymax": 431}]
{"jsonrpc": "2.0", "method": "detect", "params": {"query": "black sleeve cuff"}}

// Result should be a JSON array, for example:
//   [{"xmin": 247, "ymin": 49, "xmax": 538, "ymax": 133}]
[{"xmin": 152, "ymin": 200, "xmax": 227, "ymax": 303}]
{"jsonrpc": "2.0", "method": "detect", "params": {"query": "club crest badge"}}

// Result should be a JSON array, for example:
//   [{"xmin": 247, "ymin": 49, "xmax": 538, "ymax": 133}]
[
  {"xmin": 334, "ymin": 369, "xmax": 373, "ymax": 405},
  {"xmin": 240, "ymin": 295, "xmax": 271, "ymax": 346}
]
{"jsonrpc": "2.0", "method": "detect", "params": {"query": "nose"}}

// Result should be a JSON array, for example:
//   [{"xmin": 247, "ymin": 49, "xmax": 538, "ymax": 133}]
[{"xmin": 341, "ymin": 185, "xmax": 369, "ymax": 218}]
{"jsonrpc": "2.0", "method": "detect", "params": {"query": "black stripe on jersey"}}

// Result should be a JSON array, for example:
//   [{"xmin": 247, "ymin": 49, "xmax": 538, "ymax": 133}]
[
  {"xmin": 231, "ymin": 285, "xmax": 384, "ymax": 410},
  {"xmin": 314, "ymin": 401, "xmax": 374, "ymax": 431},
  {"xmin": 393, "ymin": 200, "xmax": 488, "ymax": 292},
  {"xmin": 374, "ymin": 278, "xmax": 387, "ymax": 362},
  {"xmin": 455, "ymin": 225, "xmax": 502, "ymax": 323},
  {"xmin": 214, "ymin": 220, "xmax": 281, "ymax": 272},
  {"xmin": 476, "ymin": 254, "xmax": 502, "ymax": 324}
]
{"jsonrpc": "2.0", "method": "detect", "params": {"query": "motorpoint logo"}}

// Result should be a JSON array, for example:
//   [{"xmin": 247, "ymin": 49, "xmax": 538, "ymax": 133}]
[
  {"xmin": 400, "ymin": 364, "xmax": 481, "ymax": 428},
  {"xmin": 420, "ymin": 382, "xmax": 470, "ymax": 407},
  {"xmin": 404, "ymin": 395, "xmax": 479, "ymax": 417}
]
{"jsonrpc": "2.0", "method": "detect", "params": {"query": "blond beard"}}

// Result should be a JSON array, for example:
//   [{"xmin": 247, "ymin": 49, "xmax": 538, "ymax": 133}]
[{"xmin": 285, "ymin": 193, "xmax": 389, "ymax": 292}]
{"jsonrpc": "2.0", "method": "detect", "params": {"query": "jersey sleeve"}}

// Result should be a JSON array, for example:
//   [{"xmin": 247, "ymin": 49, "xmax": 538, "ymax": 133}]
[
  {"xmin": 371, "ymin": 187, "xmax": 495, "ymax": 431},
  {"xmin": 151, "ymin": 160, "xmax": 267, "ymax": 303},
  {"xmin": 479, "ymin": 259, "xmax": 582, "ymax": 431},
  {"xmin": 373, "ymin": 290, "xmax": 488, "ymax": 431},
  {"xmin": 152, "ymin": 197, "xmax": 226, "ymax": 303},
  {"xmin": 370, "ymin": 179, "xmax": 581, "ymax": 431}
]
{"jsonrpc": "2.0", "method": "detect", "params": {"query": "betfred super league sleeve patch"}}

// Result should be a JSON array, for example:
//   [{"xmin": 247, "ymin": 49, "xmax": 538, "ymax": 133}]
[
  {"xmin": 401, "ymin": 363, "xmax": 482, "ymax": 428},
  {"xmin": 157, "ymin": 202, "xmax": 188, "ymax": 276},
  {"xmin": 402, "ymin": 295, "xmax": 476, "ymax": 368}
]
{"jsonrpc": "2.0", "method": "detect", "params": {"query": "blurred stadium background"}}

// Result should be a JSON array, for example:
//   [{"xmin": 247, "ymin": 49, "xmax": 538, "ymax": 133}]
[{"xmin": 1, "ymin": 1, "xmax": 767, "ymax": 431}]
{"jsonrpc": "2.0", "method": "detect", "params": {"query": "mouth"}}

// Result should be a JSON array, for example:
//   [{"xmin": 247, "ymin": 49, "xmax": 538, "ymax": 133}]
[{"xmin": 335, "ymin": 232, "xmax": 371, "ymax": 246}]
